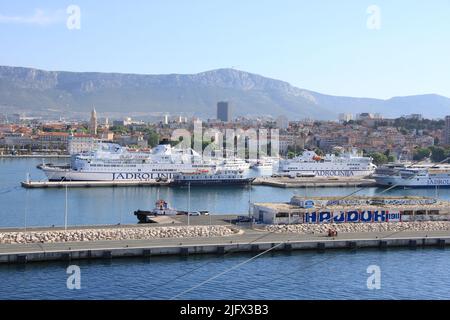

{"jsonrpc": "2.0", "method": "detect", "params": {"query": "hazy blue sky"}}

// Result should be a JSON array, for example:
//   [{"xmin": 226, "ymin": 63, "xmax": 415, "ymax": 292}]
[{"xmin": 0, "ymin": 0, "xmax": 449, "ymax": 99}]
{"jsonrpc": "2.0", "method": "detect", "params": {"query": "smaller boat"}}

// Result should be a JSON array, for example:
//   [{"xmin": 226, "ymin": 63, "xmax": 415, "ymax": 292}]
[
  {"xmin": 170, "ymin": 169, "xmax": 255, "ymax": 186},
  {"xmin": 134, "ymin": 199, "xmax": 180, "ymax": 223}
]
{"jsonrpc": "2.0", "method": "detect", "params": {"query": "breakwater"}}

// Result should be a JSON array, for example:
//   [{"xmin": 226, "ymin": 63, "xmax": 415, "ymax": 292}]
[
  {"xmin": 264, "ymin": 221, "xmax": 450, "ymax": 234},
  {"xmin": 1, "ymin": 223, "xmax": 450, "ymax": 264},
  {"xmin": 0, "ymin": 225, "xmax": 239, "ymax": 244}
]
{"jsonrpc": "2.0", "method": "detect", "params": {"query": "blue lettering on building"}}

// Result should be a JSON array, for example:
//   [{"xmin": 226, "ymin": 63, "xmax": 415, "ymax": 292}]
[
  {"xmin": 319, "ymin": 211, "xmax": 331, "ymax": 223},
  {"xmin": 360, "ymin": 211, "xmax": 373, "ymax": 222},
  {"xmin": 346, "ymin": 210, "xmax": 359, "ymax": 222},
  {"xmin": 333, "ymin": 211, "xmax": 346, "ymax": 223},
  {"xmin": 373, "ymin": 211, "xmax": 386, "ymax": 222},
  {"xmin": 386, "ymin": 211, "xmax": 401, "ymax": 222},
  {"xmin": 303, "ymin": 210, "xmax": 401, "ymax": 224},
  {"xmin": 305, "ymin": 212, "xmax": 317, "ymax": 223}
]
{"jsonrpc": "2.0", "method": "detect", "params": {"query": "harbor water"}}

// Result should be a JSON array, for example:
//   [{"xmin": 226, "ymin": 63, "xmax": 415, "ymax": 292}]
[{"xmin": 1, "ymin": 158, "xmax": 450, "ymax": 299}]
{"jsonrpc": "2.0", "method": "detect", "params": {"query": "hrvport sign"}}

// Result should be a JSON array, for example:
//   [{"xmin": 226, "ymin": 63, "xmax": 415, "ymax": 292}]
[{"xmin": 304, "ymin": 210, "xmax": 401, "ymax": 223}]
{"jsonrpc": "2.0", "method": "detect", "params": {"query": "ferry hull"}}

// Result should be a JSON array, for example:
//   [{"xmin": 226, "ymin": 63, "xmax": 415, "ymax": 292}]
[
  {"xmin": 374, "ymin": 176, "xmax": 450, "ymax": 187},
  {"xmin": 171, "ymin": 178, "xmax": 255, "ymax": 186},
  {"xmin": 280, "ymin": 170, "xmax": 374, "ymax": 177},
  {"xmin": 42, "ymin": 167, "xmax": 172, "ymax": 182}
]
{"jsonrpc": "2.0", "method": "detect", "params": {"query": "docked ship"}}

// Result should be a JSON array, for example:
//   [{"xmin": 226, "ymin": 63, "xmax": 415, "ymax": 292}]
[
  {"xmin": 248, "ymin": 156, "xmax": 280, "ymax": 177},
  {"xmin": 39, "ymin": 143, "xmax": 249, "ymax": 182},
  {"xmin": 371, "ymin": 161, "xmax": 411, "ymax": 177},
  {"xmin": 374, "ymin": 164, "xmax": 450, "ymax": 187},
  {"xmin": 171, "ymin": 168, "xmax": 255, "ymax": 186},
  {"xmin": 278, "ymin": 150, "xmax": 376, "ymax": 177},
  {"xmin": 134, "ymin": 199, "xmax": 182, "ymax": 223}
]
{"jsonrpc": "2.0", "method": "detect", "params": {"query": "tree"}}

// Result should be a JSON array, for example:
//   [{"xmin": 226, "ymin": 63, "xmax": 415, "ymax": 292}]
[
  {"xmin": 430, "ymin": 146, "xmax": 446, "ymax": 162},
  {"xmin": 413, "ymin": 147, "xmax": 431, "ymax": 161},
  {"xmin": 287, "ymin": 151, "xmax": 296, "ymax": 159},
  {"xmin": 110, "ymin": 125, "xmax": 128, "ymax": 135},
  {"xmin": 387, "ymin": 155, "xmax": 396, "ymax": 163},
  {"xmin": 146, "ymin": 130, "xmax": 160, "ymax": 148},
  {"xmin": 314, "ymin": 148, "xmax": 324, "ymax": 156},
  {"xmin": 367, "ymin": 152, "xmax": 388, "ymax": 165}
]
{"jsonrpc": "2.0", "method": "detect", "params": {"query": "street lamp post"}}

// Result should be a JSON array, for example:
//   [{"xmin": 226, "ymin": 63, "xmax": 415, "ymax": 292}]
[
  {"xmin": 64, "ymin": 185, "xmax": 68, "ymax": 231},
  {"xmin": 187, "ymin": 182, "xmax": 191, "ymax": 226}
]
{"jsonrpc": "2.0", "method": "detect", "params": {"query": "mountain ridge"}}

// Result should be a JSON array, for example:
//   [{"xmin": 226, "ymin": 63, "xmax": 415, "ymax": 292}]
[{"xmin": 0, "ymin": 65, "xmax": 449, "ymax": 119}]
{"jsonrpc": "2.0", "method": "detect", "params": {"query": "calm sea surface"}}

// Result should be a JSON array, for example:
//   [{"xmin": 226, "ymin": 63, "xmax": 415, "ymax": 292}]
[{"xmin": 1, "ymin": 158, "xmax": 450, "ymax": 299}]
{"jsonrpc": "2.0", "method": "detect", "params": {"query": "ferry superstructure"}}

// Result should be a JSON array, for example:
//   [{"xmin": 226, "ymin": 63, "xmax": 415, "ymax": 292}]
[
  {"xmin": 248, "ymin": 156, "xmax": 280, "ymax": 177},
  {"xmin": 374, "ymin": 164, "xmax": 450, "ymax": 187},
  {"xmin": 39, "ymin": 143, "xmax": 250, "ymax": 182},
  {"xmin": 278, "ymin": 150, "xmax": 376, "ymax": 177}
]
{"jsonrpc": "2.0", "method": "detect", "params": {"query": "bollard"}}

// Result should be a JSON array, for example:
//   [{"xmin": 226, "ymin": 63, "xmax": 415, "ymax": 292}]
[
  {"xmin": 62, "ymin": 252, "xmax": 71, "ymax": 261},
  {"xmin": 317, "ymin": 243, "xmax": 325, "ymax": 252},
  {"xmin": 16, "ymin": 255, "xmax": 27, "ymax": 264},
  {"xmin": 216, "ymin": 246, "xmax": 225, "ymax": 255},
  {"xmin": 180, "ymin": 247, "xmax": 189, "ymax": 256},
  {"xmin": 347, "ymin": 241, "xmax": 357, "ymax": 249}
]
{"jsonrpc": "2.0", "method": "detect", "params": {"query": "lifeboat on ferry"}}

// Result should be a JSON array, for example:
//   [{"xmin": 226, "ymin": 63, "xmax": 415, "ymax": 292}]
[{"xmin": 313, "ymin": 155, "xmax": 323, "ymax": 161}]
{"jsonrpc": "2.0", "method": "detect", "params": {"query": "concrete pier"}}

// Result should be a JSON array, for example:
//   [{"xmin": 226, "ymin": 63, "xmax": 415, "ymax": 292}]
[
  {"xmin": 21, "ymin": 176, "xmax": 377, "ymax": 189},
  {"xmin": 0, "ymin": 154, "xmax": 70, "ymax": 159},
  {"xmin": 1, "ymin": 226, "xmax": 449, "ymax": 264},
  {"xmin": 254, "ymin": 176, "xmax": 377, "ymax": 188},
  {"xmin": 21, "ymin": 180, "xmax": 170, "ymax": 188}
]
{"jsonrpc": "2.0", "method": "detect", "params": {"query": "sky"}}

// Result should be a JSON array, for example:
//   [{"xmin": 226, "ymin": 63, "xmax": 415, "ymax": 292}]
[{"xmin": 0, "ymin": 0, "xmax": 449, "ymax": 99}]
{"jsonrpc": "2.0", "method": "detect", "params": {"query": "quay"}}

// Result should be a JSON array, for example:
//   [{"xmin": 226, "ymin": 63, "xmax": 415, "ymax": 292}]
[
  {"xmin": 21, "ymin": 176, "xmax": 377, "ymax": 189},
  {"xmin": 253, "ymin": 176, "xmax": 377, "ymax": 188},
  {"xmin": 0, "ymin": 154, "xmax": 70, "ymax": 159},
  {"xmin": 21, "ymin": 180, "xmax": 170, "ymax": 188},
  {"xmin": 1, "ymin": 215, "xmax": 450, "ymax": 264}
]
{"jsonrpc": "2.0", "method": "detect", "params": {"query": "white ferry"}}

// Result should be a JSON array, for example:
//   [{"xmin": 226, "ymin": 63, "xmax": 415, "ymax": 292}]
[
  {"xmin": 278, "ymin": 150, "xmax": 376, "ymax": 177},
  {"xmin": 39, "ymin": 143, "xmax": 249, "ymax": 182},
  {"xmin": 374, "ymin": 164, "xmax": 450, "ymax": 187},
  {"xmin": 248, "ymin": 156, "xmax": 280, "ymax": 177}
]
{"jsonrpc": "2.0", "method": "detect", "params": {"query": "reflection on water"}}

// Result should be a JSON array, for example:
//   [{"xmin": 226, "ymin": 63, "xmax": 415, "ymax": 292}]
[
  {"xmin": 0, "ymin": 158, "xmax": 449, "ymax": 228},
  {"xmin": 1, "ymin": 248, "xmax": 450, "ymax": 300}
]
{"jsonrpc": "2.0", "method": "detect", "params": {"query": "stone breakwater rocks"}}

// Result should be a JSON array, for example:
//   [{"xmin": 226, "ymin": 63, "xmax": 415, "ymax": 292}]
[
  {"xmin": 265, "ymin": 221, "xmax": 450, "ymax": 235},
  {"xmin": 0, "ymin": 225, "xmax": 239, "ymax": 244}
]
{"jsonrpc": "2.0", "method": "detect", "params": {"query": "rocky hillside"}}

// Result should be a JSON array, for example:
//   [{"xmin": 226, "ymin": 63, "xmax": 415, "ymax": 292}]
[{"xmin": 1, "ymin": 66, "xmax": 449, "ymax": 119}]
